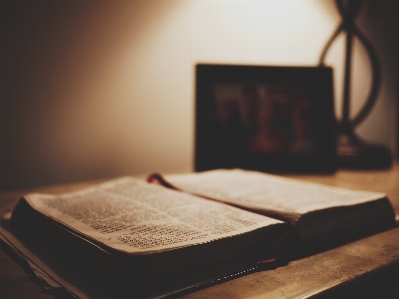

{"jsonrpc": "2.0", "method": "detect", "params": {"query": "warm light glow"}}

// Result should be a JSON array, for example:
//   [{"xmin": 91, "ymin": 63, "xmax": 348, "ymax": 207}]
[
  {"xmin": 1, "ymin": 0, "xmax": 397, "ymax": 190},
  {"xmin": 104, "ymin": 0, "xmax": 338, "ymax": 175}
]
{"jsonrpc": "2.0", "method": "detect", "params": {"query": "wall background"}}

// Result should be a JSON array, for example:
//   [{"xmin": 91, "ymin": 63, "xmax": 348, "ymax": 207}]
[{"xmin": 1, "ymin": 0, "xmax": 398, "ymax": 191}]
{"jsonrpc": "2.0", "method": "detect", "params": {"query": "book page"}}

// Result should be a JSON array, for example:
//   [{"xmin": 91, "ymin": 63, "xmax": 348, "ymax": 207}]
[
  {"xmin": 164, "ymin": 169, "xmax": 387, "ymax": 216},
  {"xmin": 23, "ymin": 177, "xmax": 282, "ymax": 255}
]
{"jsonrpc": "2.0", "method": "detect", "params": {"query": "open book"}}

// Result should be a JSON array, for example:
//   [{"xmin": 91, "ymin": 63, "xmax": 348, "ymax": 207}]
[
  {"xmin": 7, "ymin": 177, "xmax": 291, "ymax": 298},
  {"xmin": 148, "ymin": 169, "xmax": 396, "ymax": 253},
  {"xmin": 3, "ymin": 170, "xmax": 396, "ymax": 298}
]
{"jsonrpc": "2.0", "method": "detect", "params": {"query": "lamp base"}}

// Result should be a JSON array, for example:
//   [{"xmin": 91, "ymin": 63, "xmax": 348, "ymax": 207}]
[{"xmin": 337, "ymin": 131, "xmax": 392, "ymax": 169}]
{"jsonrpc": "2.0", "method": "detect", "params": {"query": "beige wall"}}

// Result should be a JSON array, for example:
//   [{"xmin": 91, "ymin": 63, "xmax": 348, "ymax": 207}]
[{"xmin": 1, "ymin": 0, "xmax": 398, "ymax": 190}]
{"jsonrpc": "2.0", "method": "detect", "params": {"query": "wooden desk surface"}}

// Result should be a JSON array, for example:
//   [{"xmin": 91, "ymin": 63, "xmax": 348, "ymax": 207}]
[{"xmin": 1, "ymin": 164, "xmax": 399, "ymax": 299}]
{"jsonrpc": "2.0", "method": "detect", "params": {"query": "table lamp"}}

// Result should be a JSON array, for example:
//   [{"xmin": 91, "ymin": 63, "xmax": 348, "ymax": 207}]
[{"xmin": 319, "ymin": 0, "xmax": 392, "ymax": 169}]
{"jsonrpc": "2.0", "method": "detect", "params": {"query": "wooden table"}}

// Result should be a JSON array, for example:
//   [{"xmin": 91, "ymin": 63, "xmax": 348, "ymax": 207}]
[{"xmin": 1, "ymin": 164, "xmax": 399, "ymax": 299}]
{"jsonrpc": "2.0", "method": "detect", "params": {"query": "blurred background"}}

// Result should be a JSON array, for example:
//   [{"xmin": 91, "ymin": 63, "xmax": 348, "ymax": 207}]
[{"xmin": 1, "ymin": 0, "xmax": 398, "ymax": 191}]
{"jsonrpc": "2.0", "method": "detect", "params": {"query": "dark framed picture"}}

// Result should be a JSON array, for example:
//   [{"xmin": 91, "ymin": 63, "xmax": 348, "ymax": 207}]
[{"xmin": 195, "ymin": 64, "xmax": 336, "ymax": 173}]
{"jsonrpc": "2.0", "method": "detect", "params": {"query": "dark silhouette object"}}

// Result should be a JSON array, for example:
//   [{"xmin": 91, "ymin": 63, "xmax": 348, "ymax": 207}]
[{"xmin": 319, "ymin": 0, "xmax": 392, "ymax": 169}]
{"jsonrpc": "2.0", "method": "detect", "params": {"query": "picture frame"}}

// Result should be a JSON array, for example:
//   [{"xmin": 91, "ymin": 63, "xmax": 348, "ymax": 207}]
[{"xmin": 195, "ymin": 64, "xmax": 336, "ymax": 173}]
